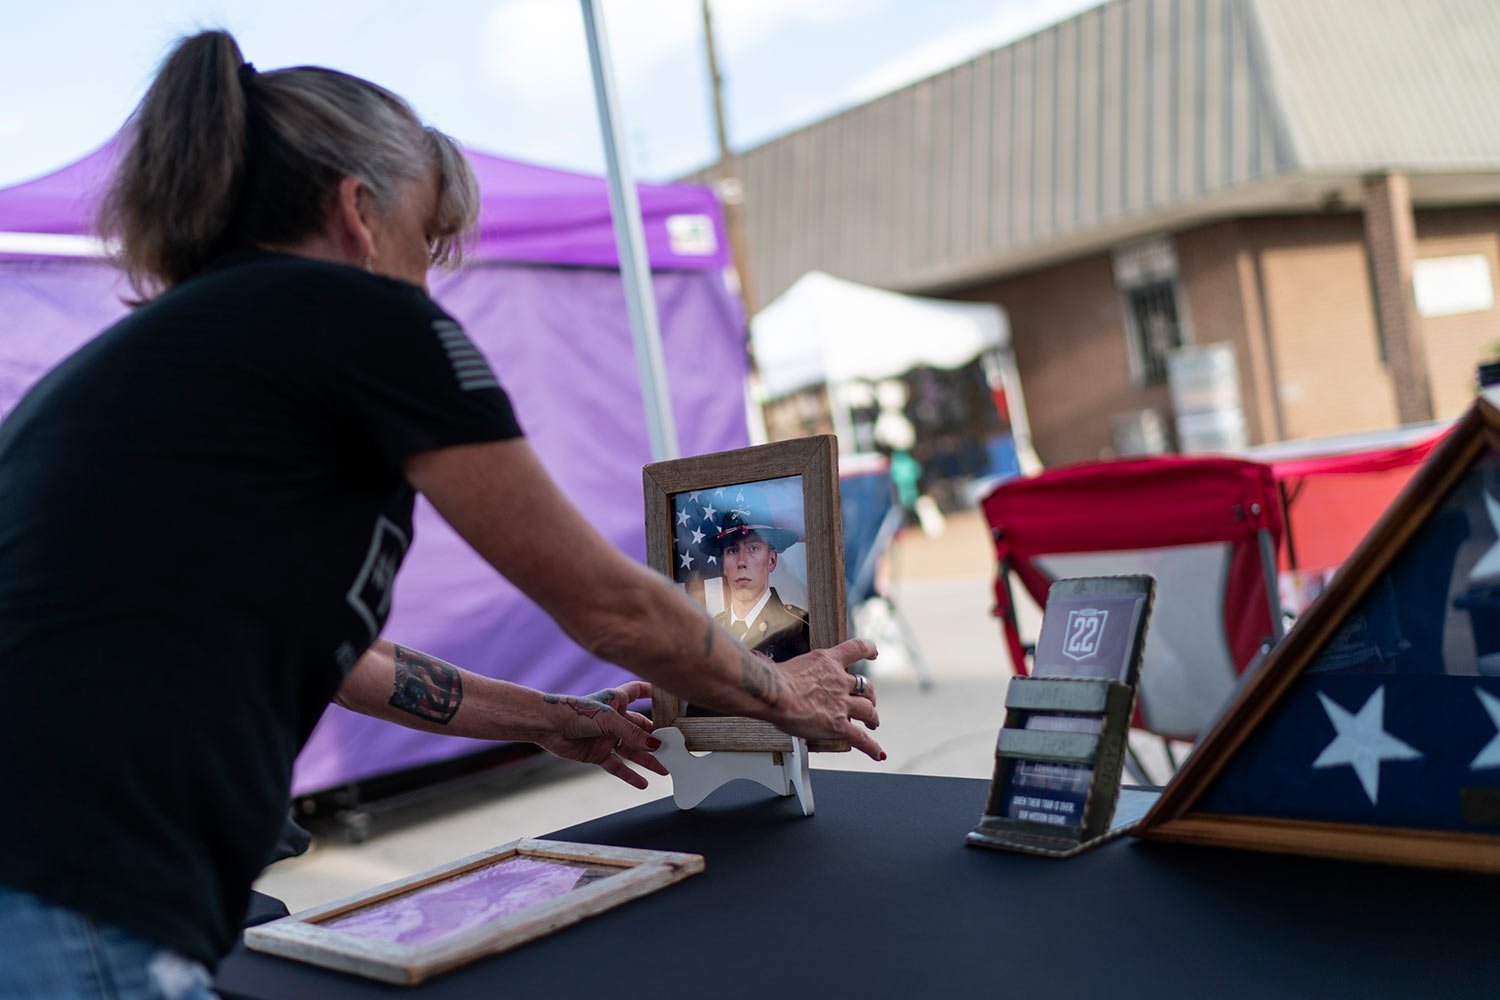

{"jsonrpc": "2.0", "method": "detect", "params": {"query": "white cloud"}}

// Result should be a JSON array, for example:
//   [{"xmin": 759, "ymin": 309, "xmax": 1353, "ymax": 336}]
[
  {"xmin": 481, "ymin": 0, "xmax": 868, "ymax": 98},
  {"xmin": 473, "ymin": 0, "xmax": 875, "ymax": 173},
  {"xmin": 838, "ymin": 0, "xmax": 1104, "ymax": 106},
  {"xmin": 709, "ymin": 0, "xmax": 869, "ymax": 57},
  {"xmin": 482, "ymin": 0, "xmax": 596, "ymax": 92}
]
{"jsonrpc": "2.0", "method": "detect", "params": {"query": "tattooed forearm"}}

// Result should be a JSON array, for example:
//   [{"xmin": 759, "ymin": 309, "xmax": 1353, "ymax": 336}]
[
  {"xmin": 702, "ymin": 608, "xmax": 716, "ymax": 658},
  {"xmin": 739, "ymin": 647, "xmax": 783, "ymax": 708},
  {"xmin": 389, "ymin": 645, "xmax": 463, "ymax": 724},
  {"xmin": 543, "ymin": 692, "xmax": 614, "ymax": 720}
]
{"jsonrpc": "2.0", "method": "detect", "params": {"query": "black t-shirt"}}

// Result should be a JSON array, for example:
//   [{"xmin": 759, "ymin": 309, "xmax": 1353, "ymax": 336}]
[{"xmin": 0, "ymin": 251, "xmax": 521, "ymax": 966}]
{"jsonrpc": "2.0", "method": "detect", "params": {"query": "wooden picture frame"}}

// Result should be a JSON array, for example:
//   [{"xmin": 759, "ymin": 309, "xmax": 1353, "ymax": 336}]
[
  {"xmin": 1136, "ymin": 398, "xmax": 1500, "ymax": 872},
  {"xmin": 643, "ymin": 435, "xmax": 847, "ymax": 752},
  {"xmin": 244, "ymin": 839, "xmax": 704, "ymax": 985}
]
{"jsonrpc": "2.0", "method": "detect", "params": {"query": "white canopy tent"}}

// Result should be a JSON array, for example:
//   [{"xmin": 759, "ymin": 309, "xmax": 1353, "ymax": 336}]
[{"xmin": 750, "ymin": 271, "xmax": 1039, "ymax": 472}]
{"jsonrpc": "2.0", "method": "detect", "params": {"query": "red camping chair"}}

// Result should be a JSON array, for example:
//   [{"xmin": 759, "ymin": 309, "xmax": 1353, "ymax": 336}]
[
  {"xmin": 982, "ymin": 456, "xmax": 1284, "ymax": 779},
  {"xmin": 1270, "ymin": 429, "xmax": 1446, "ymax": 609}
]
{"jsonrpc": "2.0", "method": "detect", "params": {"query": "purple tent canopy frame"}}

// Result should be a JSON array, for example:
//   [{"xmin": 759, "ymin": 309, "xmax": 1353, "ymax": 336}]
[{"xmin": 0, "ymin": 134, "xmax": 731, "ymax": 272}]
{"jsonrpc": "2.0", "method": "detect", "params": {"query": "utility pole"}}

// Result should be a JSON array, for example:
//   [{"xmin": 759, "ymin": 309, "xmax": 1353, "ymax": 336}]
[
  {"xmin": 701, "ymin": 0, "xmax": 773, "ymax": 445},
  {"xmin": 700, "ymin": 0, "xmax": 755, "ymax": 316}
]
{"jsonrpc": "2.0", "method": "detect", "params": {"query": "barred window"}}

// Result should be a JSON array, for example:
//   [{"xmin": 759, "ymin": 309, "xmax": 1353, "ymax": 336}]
[
  {"xmin": 1125, "ymin": 280, "xmax": 1185, "ymax": 385},
  {"xmin": 1114, "ymin": 237, "xmax": 1188, "ymax": 386}
]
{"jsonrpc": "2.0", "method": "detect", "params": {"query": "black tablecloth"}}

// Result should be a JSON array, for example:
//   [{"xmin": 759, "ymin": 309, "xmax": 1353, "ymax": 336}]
[{"xmin": 217, "ymin": 770, "xmax": 1498, "ymax": 999}]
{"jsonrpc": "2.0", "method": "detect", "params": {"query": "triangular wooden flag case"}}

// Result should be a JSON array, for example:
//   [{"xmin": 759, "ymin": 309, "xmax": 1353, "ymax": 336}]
[{"xmin": 1137, "ymin": 398, "xmax": 1500, "ymax": 871}]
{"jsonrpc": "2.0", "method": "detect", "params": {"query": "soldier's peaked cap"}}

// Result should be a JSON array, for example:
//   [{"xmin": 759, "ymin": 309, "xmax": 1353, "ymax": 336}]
[{"xmin": 702, "ymin": 488, "xmax": 800, "ymax": 555}]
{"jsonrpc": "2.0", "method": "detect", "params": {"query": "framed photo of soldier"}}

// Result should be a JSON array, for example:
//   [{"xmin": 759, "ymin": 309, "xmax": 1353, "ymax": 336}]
[{"xmin": 643, "ymin": 435, "xmax": 848, "ymax": 752}]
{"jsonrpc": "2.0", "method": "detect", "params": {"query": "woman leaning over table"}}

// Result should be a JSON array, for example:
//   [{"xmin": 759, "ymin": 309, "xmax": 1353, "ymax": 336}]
[{"xmin": 0, "ymin": 30, "xmax": 881, "ymax": 999}]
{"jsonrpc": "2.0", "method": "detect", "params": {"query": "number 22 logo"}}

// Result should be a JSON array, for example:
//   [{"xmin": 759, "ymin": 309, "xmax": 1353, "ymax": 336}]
[{"xmin": 1063, "ymin": 608, "xmax": 1108, "ymax": 661}]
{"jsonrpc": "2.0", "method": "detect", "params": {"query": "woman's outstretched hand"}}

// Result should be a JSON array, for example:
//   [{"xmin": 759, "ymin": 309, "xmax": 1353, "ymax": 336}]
[
  {"xmin": 765, "ymin": 638, "xmax": 884, "ymax": 761},
  {"xmin": 534, "ymin": 680, "xmax": 669, "ymax": 788}
]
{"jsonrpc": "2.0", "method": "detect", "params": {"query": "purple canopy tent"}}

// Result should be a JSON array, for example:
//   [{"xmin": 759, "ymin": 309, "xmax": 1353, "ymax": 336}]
[{"xmin": 0, "ymin": 141, "xmax": 749, "ymax": 794}]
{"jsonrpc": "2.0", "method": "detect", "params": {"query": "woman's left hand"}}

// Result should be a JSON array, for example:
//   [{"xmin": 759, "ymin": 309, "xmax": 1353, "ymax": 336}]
[{"xmin": 535, "ymin": 680, "xmax": 668, "ymax": 788}]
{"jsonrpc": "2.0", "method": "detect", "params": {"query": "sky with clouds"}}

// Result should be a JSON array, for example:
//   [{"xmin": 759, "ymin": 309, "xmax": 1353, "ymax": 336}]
[{"xmin": 0, "ymin": 0, "xmax": 1103, "ymax": 189}]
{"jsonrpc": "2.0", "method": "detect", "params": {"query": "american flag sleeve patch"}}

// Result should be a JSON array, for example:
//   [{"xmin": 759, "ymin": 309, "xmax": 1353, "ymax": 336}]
[{"xmin": 432, "ymin": 319, "xmax": 500, "ymax": 392}]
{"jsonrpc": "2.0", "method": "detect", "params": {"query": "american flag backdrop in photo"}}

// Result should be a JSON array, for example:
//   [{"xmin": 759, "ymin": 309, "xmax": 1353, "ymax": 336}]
[
  {"xmin": 671, "ymin": 488, "xmax": 738, "ymax": 582},
  {"xmin": 670, "ymin": 474, "xmax": 806, "ymax": 586}
]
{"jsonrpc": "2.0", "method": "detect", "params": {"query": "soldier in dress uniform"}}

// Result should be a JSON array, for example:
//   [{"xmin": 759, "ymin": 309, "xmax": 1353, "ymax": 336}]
[
  {"xmin": 685, "ymin": 495, "xmax": 810, "ymax": 717},
  {"xmin": 706, "ymin": 505, "xmax": 810, "ymax": 661}
]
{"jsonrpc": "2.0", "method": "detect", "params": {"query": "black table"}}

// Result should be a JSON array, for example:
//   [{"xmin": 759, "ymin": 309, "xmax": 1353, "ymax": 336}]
[{"xmin": 217, "ymin": 770, "xmax": 1498, "ymax": 999}]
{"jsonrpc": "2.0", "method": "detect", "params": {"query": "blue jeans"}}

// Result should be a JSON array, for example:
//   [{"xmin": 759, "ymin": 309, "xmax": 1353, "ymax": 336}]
[{"xmin": 0, "ymin": 885, "xmax": 217, "ymax": 1000}]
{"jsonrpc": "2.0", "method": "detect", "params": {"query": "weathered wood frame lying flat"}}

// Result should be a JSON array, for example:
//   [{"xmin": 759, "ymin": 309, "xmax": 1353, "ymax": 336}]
[
  {"xmin": 1136, "ymin": 399, "xmax": 1500, "ymax": 872},
  {"xmin": 244, "ymin": 839, "xmax": 704, "ymax": 985},
  {"xmin": 643, "ymin": 435, "xmax": 847, "ymax": 752}
]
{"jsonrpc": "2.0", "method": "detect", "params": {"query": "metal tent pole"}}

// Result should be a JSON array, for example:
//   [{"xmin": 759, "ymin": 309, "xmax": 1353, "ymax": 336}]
[{"xmin": 579, "ymin": 0, "xmax": 680, "ymax": 461}]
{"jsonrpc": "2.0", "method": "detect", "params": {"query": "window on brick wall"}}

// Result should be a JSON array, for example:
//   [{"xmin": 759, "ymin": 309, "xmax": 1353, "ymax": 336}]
[
  {"xmin": 1125, "ymin": 280, "xmax": 1185, "ymax": 384},
  {"xmin": 1113, "ymin": 236, "xmax": 1190, "ymax": 386}
]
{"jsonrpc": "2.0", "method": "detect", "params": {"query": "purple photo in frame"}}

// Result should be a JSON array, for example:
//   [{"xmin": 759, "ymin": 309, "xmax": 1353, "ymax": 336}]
[
  {"xmin": 245, "ymin": 839, "xmax": 705, "ymax": 985},
  {"xmin": 322, "ymin": 857, "xmax": 613, "ymax": 947}
]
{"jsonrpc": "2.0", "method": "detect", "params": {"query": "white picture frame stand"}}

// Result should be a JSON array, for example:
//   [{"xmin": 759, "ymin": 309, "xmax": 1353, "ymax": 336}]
[{"xmin": 651, "ymin": 726, "xmax": 814, "ymax": 815}]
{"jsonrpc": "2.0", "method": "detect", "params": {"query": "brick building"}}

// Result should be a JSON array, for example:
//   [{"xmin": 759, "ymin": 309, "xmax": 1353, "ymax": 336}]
[{"xmin": 696, "ymin": 0, "xmax": 1500, "ymax": 466}]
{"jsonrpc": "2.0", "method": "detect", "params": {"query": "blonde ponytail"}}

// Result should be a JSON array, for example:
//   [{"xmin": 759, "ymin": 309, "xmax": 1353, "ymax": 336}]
[
  {"xmin": 99, "ymin": 30, "xmax": 479, "ymax": 300},
  {"xmin": 99, "ymin": 31, "xmax": 249, "ymax": 299}
]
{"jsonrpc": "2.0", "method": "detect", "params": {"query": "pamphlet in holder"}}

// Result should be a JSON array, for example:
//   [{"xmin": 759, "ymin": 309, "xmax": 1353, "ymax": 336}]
[{"xmin": 968, "ymin": 575, "xmax": 1158, "ymax": 857}]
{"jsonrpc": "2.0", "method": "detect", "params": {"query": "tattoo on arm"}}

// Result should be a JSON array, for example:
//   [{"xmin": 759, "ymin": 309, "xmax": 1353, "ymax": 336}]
[
  {"xmin": 738, "ymin": 647, "xmax": 783, "ymax": 708},
  {"xmin": 543, "ymin": 692, "xmax": 615, "ymax": 720},
  {"xmin": 388, "ymin": 645, "xmax": 463, "ymax": 724}
]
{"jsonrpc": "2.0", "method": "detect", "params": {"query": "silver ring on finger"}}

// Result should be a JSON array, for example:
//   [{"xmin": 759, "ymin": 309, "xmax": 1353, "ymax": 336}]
[{"xmin": 852, "ymin": 674, "xmax": 867, "ymax": 696}]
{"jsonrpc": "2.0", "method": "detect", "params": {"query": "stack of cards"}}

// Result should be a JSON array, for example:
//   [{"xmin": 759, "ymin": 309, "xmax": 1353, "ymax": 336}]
[{"xmin": 968, "ymin": 576, "xmax": 1157, "ymax": 856}]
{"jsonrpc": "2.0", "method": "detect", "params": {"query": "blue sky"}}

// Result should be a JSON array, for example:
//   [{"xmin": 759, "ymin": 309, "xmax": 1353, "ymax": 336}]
[{"xmin": 0, "ymin": 0, "xmax": 1103, "ymax": 188}]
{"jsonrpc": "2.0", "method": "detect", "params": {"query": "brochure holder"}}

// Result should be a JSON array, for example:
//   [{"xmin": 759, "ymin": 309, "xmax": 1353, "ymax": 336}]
[{"xmin": 967, "ymin": 575, "xmax": 1158, "ymax": 857}]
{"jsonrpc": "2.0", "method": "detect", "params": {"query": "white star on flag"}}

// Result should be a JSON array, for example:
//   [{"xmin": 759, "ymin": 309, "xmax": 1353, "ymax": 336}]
[
  {"xmin": 707, "ymin": 555, "xmax": 718, "ymax": 566},
  {"xmin": 1469, "ymin": 491, "xmax": 1500, "ymax": 582},
  {"xmin": 688, "ymin": 491, "xmax": 700, "ymax": 502},
  {"xmin": 715, "ymin": 487, "xmax": 725, "ymax": 497},
  {"xmin": 1470, "ymin": 689, "xmax": 1500, "ymax": 770},
  {"xmin": 1313, "ymin": 687, "xmax": 1421, "ymax": 805},
  {"xmin": 672, "ymin": 491, "xmax": 726, "ymax": 581}
]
